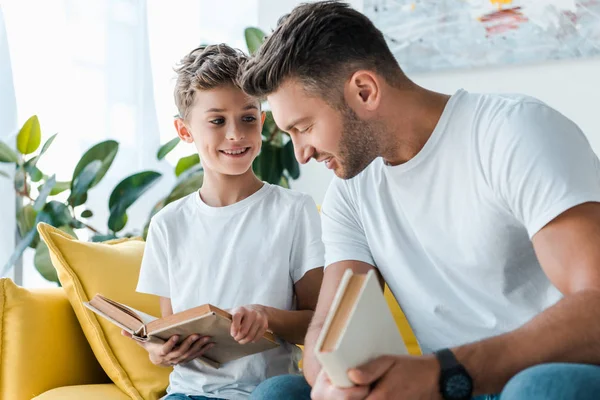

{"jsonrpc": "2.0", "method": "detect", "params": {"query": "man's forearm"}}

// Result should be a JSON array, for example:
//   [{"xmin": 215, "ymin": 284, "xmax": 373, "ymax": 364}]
[
  {"xmin": 260, "ymin": 306, "xmax": 314, "ymax": 345},
  {"xmin": 303, "ymin": 316, "xmax": 326, "ymax": 386},
  {"xmin": 455, "ymin": 289, "xmax": 600, "ymax": 395}
]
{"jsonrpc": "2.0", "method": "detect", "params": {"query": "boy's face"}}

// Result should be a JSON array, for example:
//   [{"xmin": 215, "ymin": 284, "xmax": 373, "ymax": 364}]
[{"xmin": 176, "ymin": 85, "xmax": 263, "ymax": 177}]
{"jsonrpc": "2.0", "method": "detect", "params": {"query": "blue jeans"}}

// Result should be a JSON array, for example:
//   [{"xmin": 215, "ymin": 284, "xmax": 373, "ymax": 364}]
[
  {"xmin": 164, "ymin": 374, "xmax": 311, "ymax": 400},
  {"xmin": 475, "ymin": 362, "xmax": 600, "ymax": 400}
]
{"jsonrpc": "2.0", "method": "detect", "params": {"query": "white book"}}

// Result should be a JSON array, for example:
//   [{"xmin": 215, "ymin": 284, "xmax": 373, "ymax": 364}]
[{"xmin": 315, "ymin": 269, "xmax": 408, "ymax": 387}]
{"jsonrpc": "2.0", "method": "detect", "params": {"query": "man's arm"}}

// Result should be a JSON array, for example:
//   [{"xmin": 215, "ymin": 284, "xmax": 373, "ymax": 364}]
[
  {"xmin": 303, "ymin": 260, "xmax": 379, "ymax": 386},
  {"xmin": 453, "ymin": 201, "xmax": 600, "ymax": 395},
  {"xmin": 253, "ymin": 268, "xmax": 324, "ymax": 344}
]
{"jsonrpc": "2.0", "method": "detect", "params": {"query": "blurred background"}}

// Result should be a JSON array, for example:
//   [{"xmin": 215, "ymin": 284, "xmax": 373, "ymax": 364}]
[{"xmin": 1, "ymin": 0, "xmax": 599, "ymax": 288}]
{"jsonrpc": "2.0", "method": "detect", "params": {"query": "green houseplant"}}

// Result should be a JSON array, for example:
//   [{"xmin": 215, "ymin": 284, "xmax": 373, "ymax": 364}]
[{"xmin": 0, "ymin": 27, "xmax": 300, "ymax": 285}]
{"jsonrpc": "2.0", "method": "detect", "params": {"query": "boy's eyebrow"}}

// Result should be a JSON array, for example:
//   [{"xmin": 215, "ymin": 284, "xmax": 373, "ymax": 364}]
[
  {"xmin": 285, "ymin": 117, "xmax": 310, "ymax": 132},
  {"xmin": 205, "ymin": 104, "xmax": 259, "ymax": 113}
]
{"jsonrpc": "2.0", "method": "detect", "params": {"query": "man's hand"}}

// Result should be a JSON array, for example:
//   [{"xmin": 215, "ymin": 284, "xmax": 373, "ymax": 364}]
[
  {"xmin": 230, "ymin": 305, "xmax": 269, "ymax": 344},
  {"xmin": 121, "ymin": 330, "xmax": 213, "ymax": 367},
  {"xmin": 311, "ymin": 355, "xmax": 441, "ymax": 400},
  {"xmin": 311, "ymin": 370, "xmax": 370, "ymax": 400}
]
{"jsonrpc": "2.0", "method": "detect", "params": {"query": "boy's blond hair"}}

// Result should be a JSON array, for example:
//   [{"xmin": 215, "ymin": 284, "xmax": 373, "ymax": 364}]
[{"xmin": 174, "ymin": 44, "xmax": 248, "ymax": 120}]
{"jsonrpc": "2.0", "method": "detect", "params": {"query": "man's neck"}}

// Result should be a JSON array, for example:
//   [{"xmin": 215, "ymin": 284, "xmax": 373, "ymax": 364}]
[
  {"xmin": 200, "ymin": 168, "xmax": 264, "ymax": 207},
  {"xmin": 379, "ymin": 85, "xmax": 451, "ymax": 166}
]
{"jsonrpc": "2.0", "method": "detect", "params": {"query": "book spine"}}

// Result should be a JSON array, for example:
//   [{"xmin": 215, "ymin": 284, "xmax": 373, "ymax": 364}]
[{"xmin": 316, "ymin": 350, "xmax": 354, "ymax": 388}]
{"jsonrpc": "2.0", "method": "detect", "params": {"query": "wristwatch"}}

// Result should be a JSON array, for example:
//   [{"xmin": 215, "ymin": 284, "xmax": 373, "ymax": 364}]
[{"xmin": 434, "ymin": 348, "xmax": 473, "ymax": 400}]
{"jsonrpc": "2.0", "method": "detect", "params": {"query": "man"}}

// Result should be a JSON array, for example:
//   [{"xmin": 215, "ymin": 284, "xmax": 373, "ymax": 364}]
[{"xmin": 241, "ymin": 2, "xmax": 600, "ymax": 399}]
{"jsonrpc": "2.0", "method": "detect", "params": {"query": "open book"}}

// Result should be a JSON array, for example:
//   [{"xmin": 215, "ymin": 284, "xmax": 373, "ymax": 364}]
[
  {"xmin": 84, "ymin": 294, "xmax": 279, "ymax": 369},
  {"xmin": 315, "ymin": 269, "xmax": 409, "ymax": 387}
]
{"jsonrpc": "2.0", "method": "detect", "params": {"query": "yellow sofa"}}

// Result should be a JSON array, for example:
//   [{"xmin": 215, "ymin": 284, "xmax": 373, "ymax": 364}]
[
  {"xmin": 0, "ymin": 278, "xmax": 420, "ymax": 400},
  {"xmin": 0, "ymin": 278, "xmax": 129, "ymax": 400}
]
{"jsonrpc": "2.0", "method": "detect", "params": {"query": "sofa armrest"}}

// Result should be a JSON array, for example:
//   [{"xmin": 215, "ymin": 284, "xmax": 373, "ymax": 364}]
[{"xmin": 1, "ymin": 278, "xmax": 109, "ymax": 400}]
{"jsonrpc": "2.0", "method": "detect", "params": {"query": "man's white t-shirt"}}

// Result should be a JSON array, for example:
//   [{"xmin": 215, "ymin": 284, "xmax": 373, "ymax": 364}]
[
  {"xmin": 322, "ymin": 89, "xmax": 600, "ymax": 354},
  {"xmin": 137, "ymin": 183, "xmax": 324, "ymax": 399}
]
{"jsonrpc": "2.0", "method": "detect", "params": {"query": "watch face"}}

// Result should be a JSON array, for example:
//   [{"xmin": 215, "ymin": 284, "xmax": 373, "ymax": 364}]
[{"xmin": 444, "ymin": 372, "xmax": 473, "ymax": 400}]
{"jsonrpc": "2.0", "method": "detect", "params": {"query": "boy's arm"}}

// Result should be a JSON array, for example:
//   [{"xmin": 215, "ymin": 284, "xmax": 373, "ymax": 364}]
[
  {"xmin": 255, "ymin": 267, "xmax": 324, "ymax": 345},
  {"xmin": 159, "ymin": 296, "xmax": 173, "ymax": 317},
  {"xmin": 303, "ymin": 260, "xmax": 377, "ymax": 386}
]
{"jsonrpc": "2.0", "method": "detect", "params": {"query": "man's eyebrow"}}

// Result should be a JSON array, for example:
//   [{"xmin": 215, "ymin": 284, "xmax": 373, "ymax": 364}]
[{"xmin": 285, "ymin": 117, "xmax": 310, "ymax": 132}]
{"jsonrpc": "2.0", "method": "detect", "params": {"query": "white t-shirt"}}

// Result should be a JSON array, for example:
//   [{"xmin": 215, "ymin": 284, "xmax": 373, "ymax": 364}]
[
  {"xmin": 137, "ymin": 183, "xmax": 324, "ymax": 399},
  {"xmin": 322, "ymin": 89, "xmax": 600, "ymax": 354}
]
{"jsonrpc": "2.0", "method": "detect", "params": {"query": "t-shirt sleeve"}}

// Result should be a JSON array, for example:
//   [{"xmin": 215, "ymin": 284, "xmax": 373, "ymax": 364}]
[
  {"xmin": 321, "ymin": 178, "xmax": 375, "ymax": 268},
  {"xmin": 136, "ymin": 218, "xmax": 171, "ymax": 298},
  {"xmin": 483, "ymin": 100, "xmax": 600, "ymax": 238},
  {"xmin": 289, "ymin": 195, "xmax": 325, "ymax": 283}
]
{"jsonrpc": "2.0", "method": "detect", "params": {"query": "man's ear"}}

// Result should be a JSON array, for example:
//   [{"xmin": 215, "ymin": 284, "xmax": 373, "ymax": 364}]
[
  {"xmin": 261, "ymin": 111, "xmax": 267, "ymax": 125},
  {"xmin": 174, "ymin": 118, "xmax": 194, "ymax": 143},
  {"xmin": 345, "ymin": 70, "xmax": 381, "ymax": 115}
]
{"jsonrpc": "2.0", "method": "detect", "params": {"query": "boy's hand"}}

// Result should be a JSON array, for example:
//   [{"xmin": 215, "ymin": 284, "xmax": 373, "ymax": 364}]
[
  {"xmin": 121, "ymin": 330, "xmax": 214, "ymax": 367},
  {"xmin": 230, "ymin": 305, "xmax": 269, "ymax": 344}
]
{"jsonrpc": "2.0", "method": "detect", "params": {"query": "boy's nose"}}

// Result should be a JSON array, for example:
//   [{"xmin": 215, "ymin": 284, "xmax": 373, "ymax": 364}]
[{"xmin": 226, "ymin": 125, "xmax": 244, "ymax": 140}]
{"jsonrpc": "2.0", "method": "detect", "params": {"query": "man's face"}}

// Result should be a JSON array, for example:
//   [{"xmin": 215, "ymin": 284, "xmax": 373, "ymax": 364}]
[{"xmin": 268, "ymin": 79, "xmax": 379, "ymax": 179}]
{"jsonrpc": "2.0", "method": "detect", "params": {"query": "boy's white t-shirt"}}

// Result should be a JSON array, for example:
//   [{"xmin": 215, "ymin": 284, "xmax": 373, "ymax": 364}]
[
  {"xmin": 137, "ymin": 183, "xmax": 324, "ymax": 399},
  {"xmin": 322, "ymin": 89, "xmax": 600, "ymax": 354}
]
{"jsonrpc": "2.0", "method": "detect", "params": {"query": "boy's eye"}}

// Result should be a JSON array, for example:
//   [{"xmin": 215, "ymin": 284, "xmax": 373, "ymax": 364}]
[
  {"xmin": 242, "ymin": 116, "xmax": 257, "ymax": 123},
  {"xmin": 210, "ymin": 118, "xmax": 225, "ymax": 125}
]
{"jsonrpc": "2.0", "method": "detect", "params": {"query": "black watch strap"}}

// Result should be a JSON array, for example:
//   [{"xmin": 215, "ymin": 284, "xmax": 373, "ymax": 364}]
[{"xmin": 435, "ymin": 348, "xmax": 461, "ymax": 369}]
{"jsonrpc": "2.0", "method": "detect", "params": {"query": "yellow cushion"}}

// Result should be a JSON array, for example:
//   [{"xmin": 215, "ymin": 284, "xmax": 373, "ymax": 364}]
[
  {"xmin": 384, "ymin": 286, "xmax": 422, "ymax": 355},
  {"xmin": 33, "ymin": 384, "xmax": 131, "ymax": 400},
  {"xmin": 37, "ymin": 223, "xmax": 170, "ymax": 400},
  {"xmin": 0, "ymin": 278, "xmax": 109, "ymax": 400}
]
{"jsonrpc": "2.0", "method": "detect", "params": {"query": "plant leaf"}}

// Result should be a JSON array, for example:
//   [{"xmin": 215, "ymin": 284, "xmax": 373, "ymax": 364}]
[
  {"xmin": 175, "ymin": 154, "xmax": 200, "ymax": 177},
  {"xmin": 255, "ymin": 141, "xmax": 284, "ymax": 185},
  {"xmin": 245, "ymin": 27, "xmax": 266, "ymax": 55},
  {"xmin": 50, "ymin": 180, "xmax": 71, "ymax": 196},
  {"xmin": 71, "ymin": 140, "xmax": 118, "ymax": 189},
  {"xmin": 25, "ymin": 160, "xmax": 44, "ymax": 182},
  {"xmin": 157, "ymin": 137, "xmax": 180, "ymax": 160},
  {"xmin": 16, "ymin": 204, "xmax": 37, "ymax": 237},
  {"xmin": 91, "ymin": 233, "xmax": 118, "ymax": 242},
  {"xmin": 166, "ymin": 170, "xmax": 204, "ymax": 205},
  {"xmin": 69, "ymin": 160, "xmax": 102, "ymax": 207},
  {"xmin": 81, "ymin": 209, "xmax": 93, "ymax": 218},
  {"xmin": 17, "ymin": 115, "xmax": 42, "ymax": 155},
  {"xmin": 282, "ymin": 139, "xmax": 300, "ymax": 180},
  {"xmin": 34, "ymin": 174, "xmax": 57, "ymax": 211},
  {"xmin": 43, "ymin": 201, "xmax": 74, "ymax": 227},
  {"xmin": 108, "ymin": 171, "xmax": 162, "ymax": 232},
  {"xmin": 0, "ymin": 140, "xmax": 18, "ymax": 163},
  {"xmin": 0, "ymin": 170, "xmax": 10, "ymax": 178},
  {"xmin": 39, "ymin": 133, "xmax": 58, "ymax": 157},
  {"xmin": 1, "ymin": 228, "xmax": 36, "ymax": 277}
]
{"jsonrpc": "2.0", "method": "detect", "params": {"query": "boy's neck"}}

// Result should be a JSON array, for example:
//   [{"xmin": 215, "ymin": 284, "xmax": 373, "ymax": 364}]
[{"xmin": 199, "ymin": 168, "xmax": 264, "ymax": 208}]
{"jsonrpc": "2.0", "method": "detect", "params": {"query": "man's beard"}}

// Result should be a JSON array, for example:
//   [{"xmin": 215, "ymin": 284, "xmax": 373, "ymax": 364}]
[{"xmin": 334, "ymin": 105, "xmax": 381, "ymax": 179}]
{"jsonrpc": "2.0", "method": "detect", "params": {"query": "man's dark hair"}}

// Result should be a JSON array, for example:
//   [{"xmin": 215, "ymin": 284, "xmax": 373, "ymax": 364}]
[{"xmin": 240, "ymin": 1, "xmax": 403, "ymax": 105}]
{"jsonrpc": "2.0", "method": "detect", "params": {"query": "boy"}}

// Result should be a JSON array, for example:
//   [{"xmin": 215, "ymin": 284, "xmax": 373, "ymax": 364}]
[{"xmin": 126, "ymin": 44, "xmax": 322, "ymax": 400}]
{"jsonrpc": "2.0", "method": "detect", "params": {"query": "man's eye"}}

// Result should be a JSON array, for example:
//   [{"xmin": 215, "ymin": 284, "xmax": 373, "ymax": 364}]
[
  {"xmin": 298, "ymin": 125, "xmax": 312, "ymax": 134},
  {"xmin": 210, "ymin": 118, "xmax": 225, "ymax": 125},
  {"xmin": 242, "ymin": 116, "xmax": 257, "ymax": 123}
]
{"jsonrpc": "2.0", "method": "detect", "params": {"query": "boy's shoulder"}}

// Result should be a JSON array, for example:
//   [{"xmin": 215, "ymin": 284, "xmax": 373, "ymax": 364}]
[
  {"xmin": 267, "ymin": 184, "xmax": 316, "ymax": 209},
  {"xmin": 149, "ymin": 191, "xmax": 197, "ymax": 227}
]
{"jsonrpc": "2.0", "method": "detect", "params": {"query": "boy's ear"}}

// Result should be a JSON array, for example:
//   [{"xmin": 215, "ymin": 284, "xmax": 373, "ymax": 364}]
[
  {"xmin": 261, "ymin": 112, "xmax": 266, "ymax": 125},
  {"xmin": 174, "ymin": 118, "xmax": 194, "ymax": 143}
]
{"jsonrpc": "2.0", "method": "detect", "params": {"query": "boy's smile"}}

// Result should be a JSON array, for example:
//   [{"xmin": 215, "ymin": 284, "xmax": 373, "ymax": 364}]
[{"xmin": 175, "ymin": 84, "xmax": 264, "ymax": 177}]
